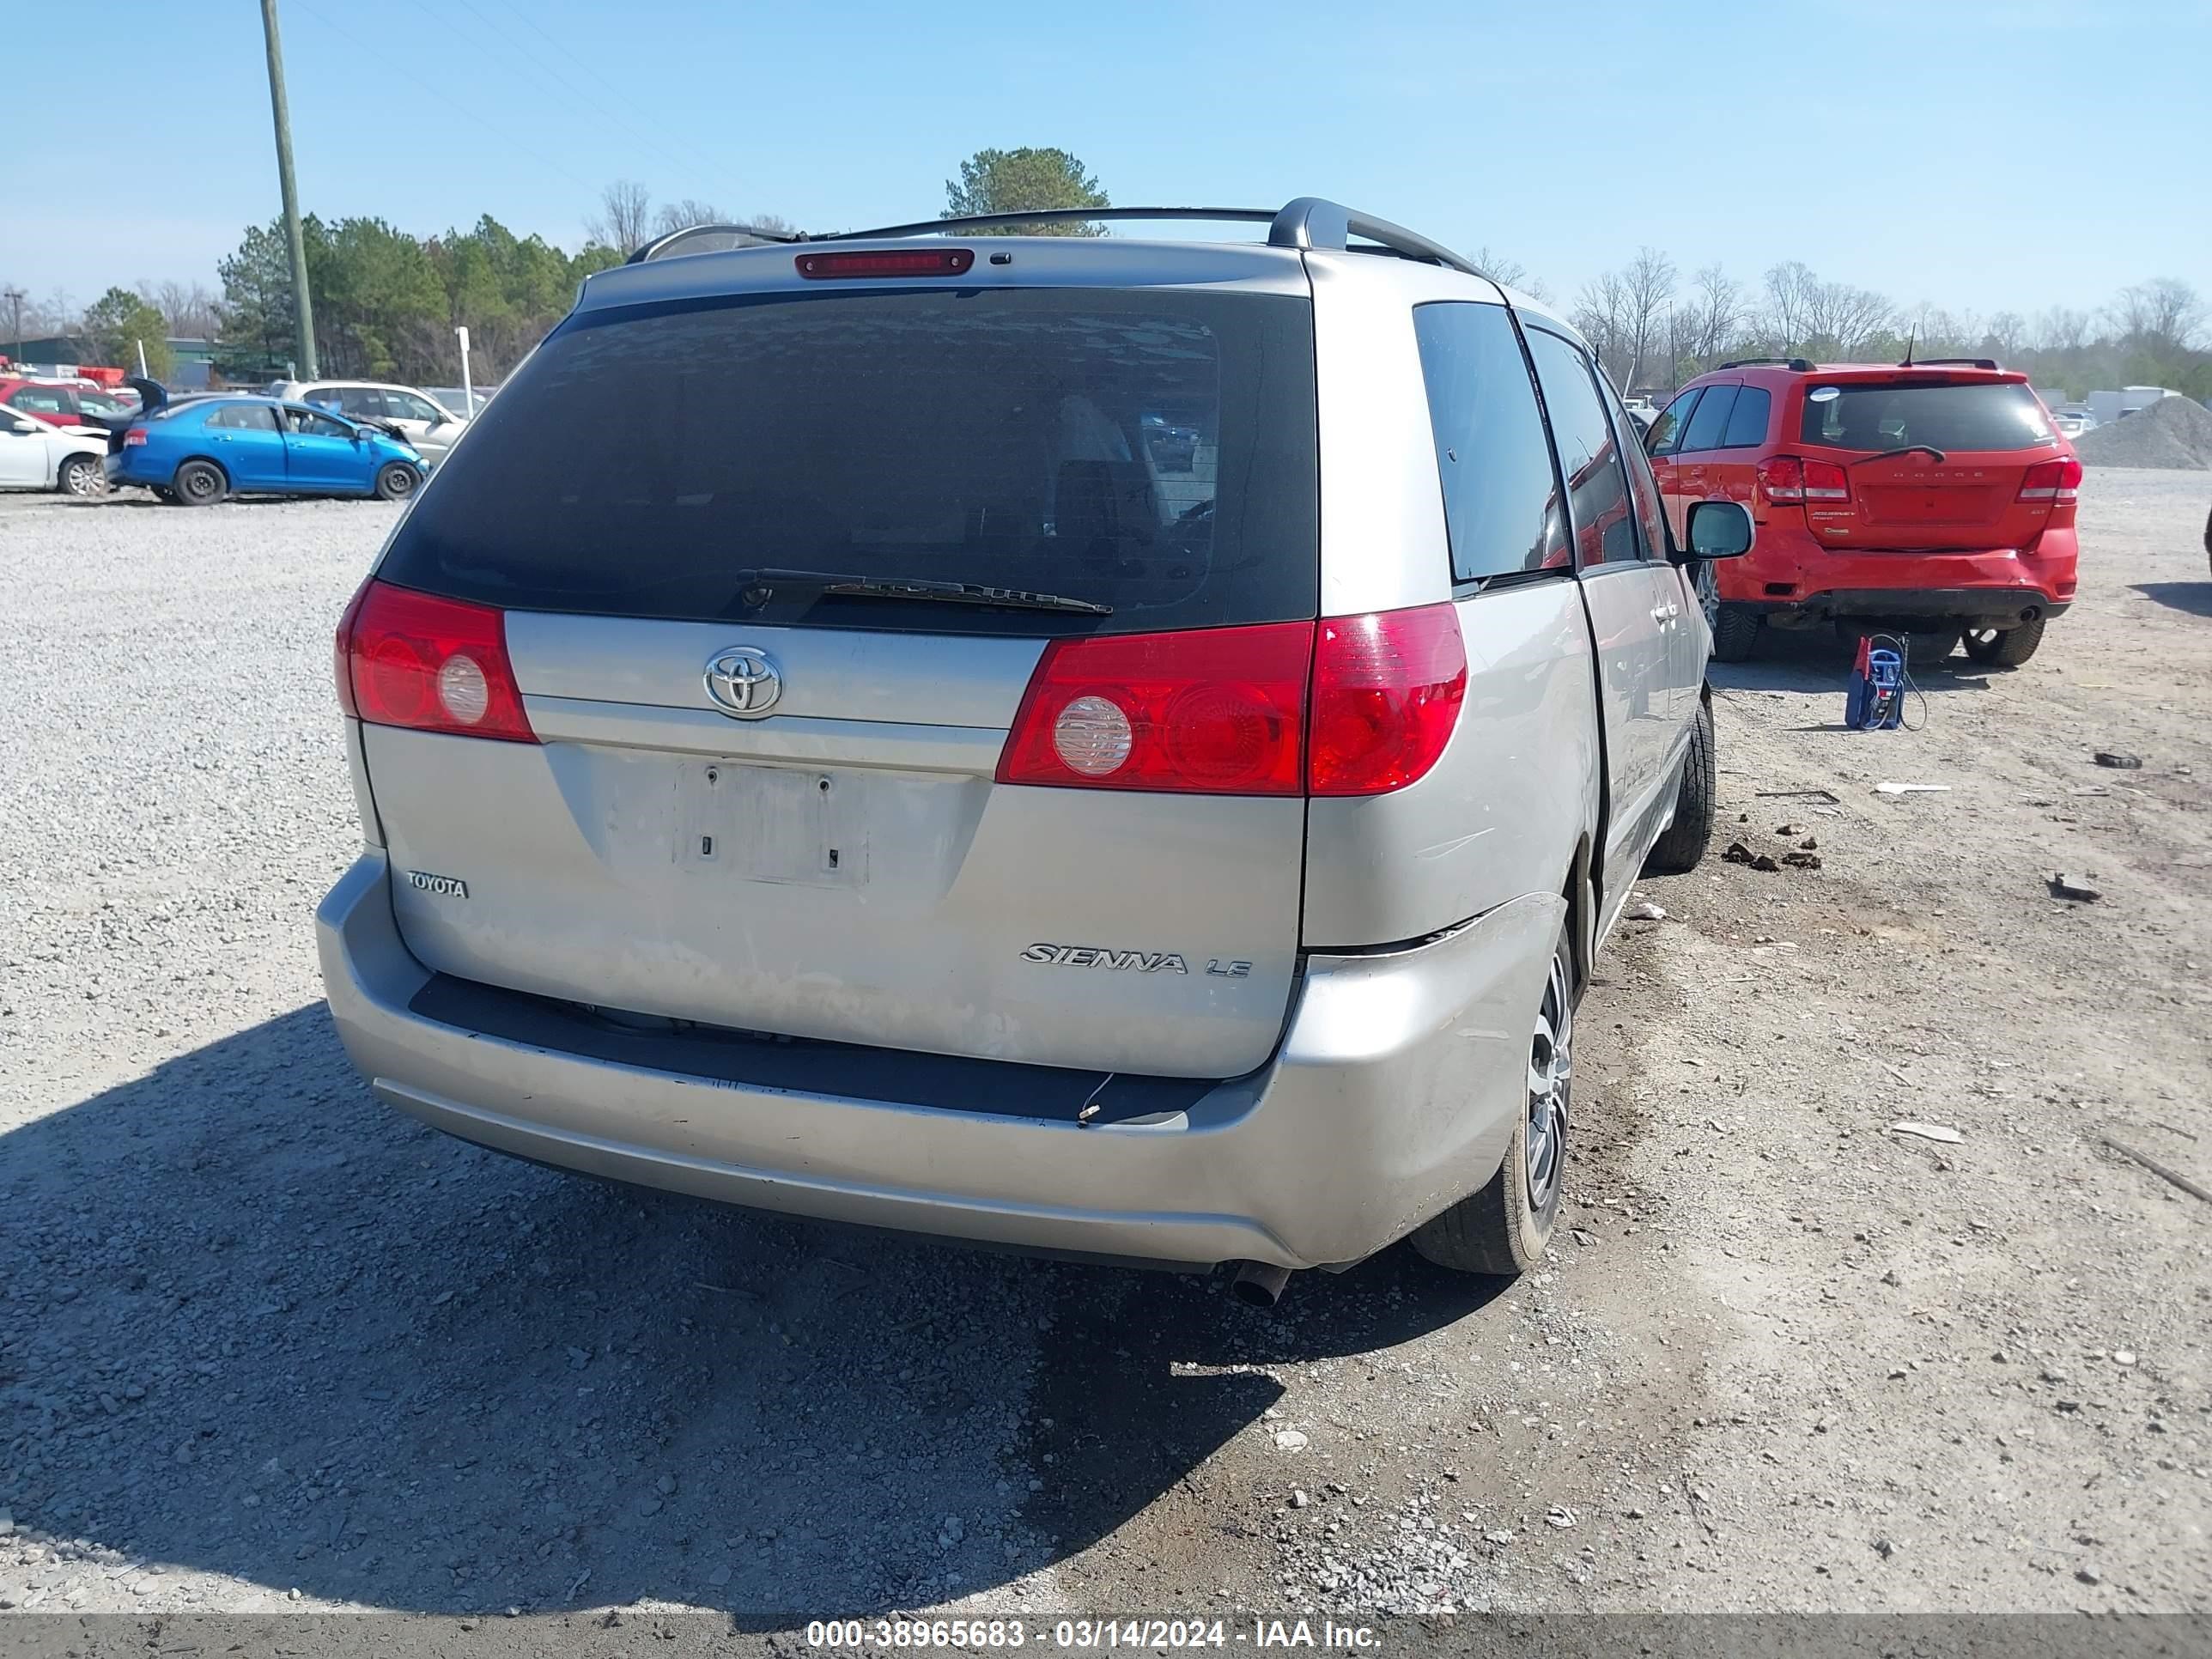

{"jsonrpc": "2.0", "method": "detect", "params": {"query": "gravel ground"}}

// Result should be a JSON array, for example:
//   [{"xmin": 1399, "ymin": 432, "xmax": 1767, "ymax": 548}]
[{"xmin": 1, "ymin": 476, "xmax": 2207, "ymax": 1621}]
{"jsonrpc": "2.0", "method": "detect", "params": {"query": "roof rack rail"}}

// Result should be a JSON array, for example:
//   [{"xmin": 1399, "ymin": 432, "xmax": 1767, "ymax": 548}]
[
  {"xmin": 1718, "ymin": 356, "xmax": 1815, "ymax": 372},
  {"xmin": 627, "ymin": 198, "xmax": 1482, "ymax": 276},
  {"xmin": 626, "ymin": 222, "xmax": 810, "ymax": 264},
  {"xmin": 1908, "ymin": 356, "xmax": 2002, "ymax": 370}
]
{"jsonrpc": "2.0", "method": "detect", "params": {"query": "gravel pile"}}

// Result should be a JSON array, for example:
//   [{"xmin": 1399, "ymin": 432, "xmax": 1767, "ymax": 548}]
[{"xmin": 2072, "ymin": 394, "xmax": 2212, "ymax": 469}]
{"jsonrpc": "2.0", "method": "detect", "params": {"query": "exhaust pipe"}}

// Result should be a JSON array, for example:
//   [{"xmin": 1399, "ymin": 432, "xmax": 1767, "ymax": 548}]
[{"xmin": 1230, "ymin": 1261, "xmax": 1292, "ymax": 1309}]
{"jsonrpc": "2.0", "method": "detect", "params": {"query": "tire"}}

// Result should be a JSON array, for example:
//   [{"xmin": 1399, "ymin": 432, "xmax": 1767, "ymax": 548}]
[
  {"xmin": 1962, "ymin": 616, "xmax": 2045, "ymax": 667},
  {"xmin": 1710, "ymin": 603, "xmax": 1760, "ymax": 662},
  {"xmin": 1410, "ymin": 922, "xmax": 1573, "ymax": 1277},
  {"xmin": 373, "ymin": 461, "xmax": 419, "ymax": 502},
  {"xmin": 1906, "ymin": 629, "xmax": 1959, "ymax": 669},
  {"xmin": 1643, "ymin": 696, "xmax": 1716, "ymax": 876},
  {"xmin": 172, "ymin": 459, "xmax": 227, "ymax": 507},
  {"xmin": 56, "ymin": 454, "xmax": 106, "ymax": 498}
]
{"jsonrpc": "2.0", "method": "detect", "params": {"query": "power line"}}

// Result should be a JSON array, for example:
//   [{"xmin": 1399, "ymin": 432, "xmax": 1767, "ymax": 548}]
[
  {"xmin": 473, "ymin": 0, "xmax": 735, "ymax": 191},
  {"xmin": 288, "ymin": 0, "xmax": 603, "ymax": 200}
]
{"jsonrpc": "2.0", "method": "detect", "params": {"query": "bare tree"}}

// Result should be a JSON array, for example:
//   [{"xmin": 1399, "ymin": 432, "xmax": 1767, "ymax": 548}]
[
  {"xmin": 1469, "ymin": 246, "xmax": 1552, "ymax": 302},
  {"xmin": 2110, "ymin": 277, "xmax": 2205, "ymax": 352},
  {"xmin": 1620, "ymin": 246, "xmax": 1677, "ymax": 389},
  {"xmin": 2034, "ymin": 306, "xmax": 2091, "ymax": 352},
  {"xmin": 1982, "ymin": 311, "xmax": 2027, "ymax": 361},
  {"xmin": 1683, "ymin": 264, "xmax": 1744, "ymax": 361},
  {"xmin": 142, "ymin": 279, "xmax": 221, "ymax": 339},
  {"xmin": 1571, "ymin": 270, "xmax": 1633, "ymax": 388},
  {"xmin": 586, "ymin": 180, "xmax": 655, "ymax": 252},
  {"xmin": 653, "ymin": 198, "xmax": 732, "ymax": 237}
]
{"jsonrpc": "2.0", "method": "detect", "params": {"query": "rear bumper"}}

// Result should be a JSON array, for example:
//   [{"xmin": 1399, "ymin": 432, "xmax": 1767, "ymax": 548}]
[
  {"xmin": 1717, "ymin": 522, "xmax": 2077, "ymax": 627},
  {"xmin": 315, "ymin": 853, "xmax": 1561, "ymax": 1271}
]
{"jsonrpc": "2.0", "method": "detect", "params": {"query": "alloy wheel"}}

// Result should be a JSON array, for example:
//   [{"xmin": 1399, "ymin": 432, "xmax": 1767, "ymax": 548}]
[{"xmin": 1523, "ymin": 947, "xmax": 1573, "ymax": 1210}]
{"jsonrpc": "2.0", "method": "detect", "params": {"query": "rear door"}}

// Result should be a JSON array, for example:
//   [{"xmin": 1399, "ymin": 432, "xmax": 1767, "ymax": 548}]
[
  {"xmin": 204, "ymin": 403, "xmax": 288, "ymax": 487},
  {"xmin": 359, "ymin": 271, "xmax": 1320, "ymax": 1079},
  {"xmin": 1795, "ymin": 375, "xmax": 2064, "ymax": 548},
  {"xmin": 1523, "ymin": 326, "xmax": 1680, "ymax": 907},
  {"xmin": 0, "ymin": 413, "xmax": 46, "ymax": 484}
]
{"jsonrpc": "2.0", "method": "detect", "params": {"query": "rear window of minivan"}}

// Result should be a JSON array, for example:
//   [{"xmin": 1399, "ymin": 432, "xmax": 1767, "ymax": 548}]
[
  {"xmin": 1798, "ymin": 381, "xmax": 2056, "ymax": 452},
  {"xmin": 379, "ymin": 287, "xmax": 1319, "ymax": 635}
]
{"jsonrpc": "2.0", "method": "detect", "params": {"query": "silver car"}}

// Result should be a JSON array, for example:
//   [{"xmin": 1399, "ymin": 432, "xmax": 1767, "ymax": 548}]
[
  {"xmin": 317, "ymin": 198, "xmax": 1749, "ymax": 1299},
  {"xmin": 271, "ymin": 379, "xmax": 469, "ymax": 462}
]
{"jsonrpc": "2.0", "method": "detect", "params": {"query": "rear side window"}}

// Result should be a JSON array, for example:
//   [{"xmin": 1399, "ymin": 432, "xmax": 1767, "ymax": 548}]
[
  {"xmin": 1646, "ymin": 388, "xmax": 1699, "ymax": 455},
  {"xmin": 1524, "ymin": 329, "xmax": 1638, "ymax": 567},
  {"xmin": 207, "ymin": 404, "xmax": 279, "ymax": 432},
  {"xmin": 1720, "ymin": 386, "xmax": 1771, "ymax": 447},
  {"xmin": 1411, "ymin": 301, "xmax": 1566, "ymax": 582},
  {"xmin": 380, "ymin": 288, "xmax": 1320, "ymax": 636},
  {"xmin": 1799, "ymin": 381, "xmax": 2055, "ymax": 451},
  {"xmin": 1680, "ymin": 385, "xmax": 1740, "ymax": 453}
]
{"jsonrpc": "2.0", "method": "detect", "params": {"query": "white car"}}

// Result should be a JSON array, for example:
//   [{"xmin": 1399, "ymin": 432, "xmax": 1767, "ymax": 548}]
[
  {"xmin": 268, "ymin": 379, "xmax": 469, "ymax": 463},
  {"xmin": 0, "ymin": 410, "xmax": 107, "ymax": 496}
]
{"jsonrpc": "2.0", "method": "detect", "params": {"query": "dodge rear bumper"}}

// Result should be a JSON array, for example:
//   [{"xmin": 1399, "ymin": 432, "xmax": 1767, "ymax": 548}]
[
  {"xmin": 1752, "ymin": 588, "xmax": 2070, "ymax": 627},
  {"xmin": 316, "ymin": 852, "xmax": 1560, "ymax": 1271}
]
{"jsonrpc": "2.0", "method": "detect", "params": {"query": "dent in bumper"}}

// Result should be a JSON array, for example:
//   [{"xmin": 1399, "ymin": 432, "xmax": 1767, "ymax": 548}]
[{"xmin": 316, "ymin": 854, "xmax": 1560, "ymax": 1270}]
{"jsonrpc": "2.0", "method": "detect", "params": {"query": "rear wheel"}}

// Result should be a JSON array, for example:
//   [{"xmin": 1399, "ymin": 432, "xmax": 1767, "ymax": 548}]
[
  {"xmin": 173, "ymin": 459, "xmax": 226, "ymax": 506},
  {"xmin": 373, "ymin": 461, "xmax": 419, "ymax": 502},
  {"xmin": 1710, "ymin": 603, "xmax": 1760, "ymax": 662},
  {"xmin": 1644, "ymin": 696, "xmax": 1715, "ymax": 876},
  {"xmin": 1963, "ymin": 617, "xmax": 2045, "ymax": 667},
  {"xmin": 1410, "ymin": 922, "xmax": 1573, "ymax": 1277},
  {"xmin": 56, "ymin": 454, "xmax": 105, "ymax": 497}
]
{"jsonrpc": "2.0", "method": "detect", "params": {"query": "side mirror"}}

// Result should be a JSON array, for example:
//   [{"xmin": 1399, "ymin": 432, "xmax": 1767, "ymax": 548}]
[{"xmin": 1680, "ymin": 498, "xmax": 1753, "ymax": 562}]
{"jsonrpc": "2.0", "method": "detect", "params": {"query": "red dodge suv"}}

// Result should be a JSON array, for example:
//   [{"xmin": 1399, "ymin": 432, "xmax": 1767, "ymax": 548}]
[{"xmin": 1645, "ymin": 358, "xmax": 2078, "ymax": 666}]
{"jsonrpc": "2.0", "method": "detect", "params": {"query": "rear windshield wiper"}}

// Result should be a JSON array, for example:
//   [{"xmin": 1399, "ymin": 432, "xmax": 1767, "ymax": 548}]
[
  {"xmin": 732, "ymin": 568, "xmax": 1112, "ymax": 617},
  {"xmin": 1850, "ymin": 444, "xmax": 1947, "ymax": 465}
]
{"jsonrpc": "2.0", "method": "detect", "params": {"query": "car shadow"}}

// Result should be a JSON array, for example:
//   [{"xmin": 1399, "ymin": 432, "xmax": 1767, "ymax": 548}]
[
  {"xmin": 1, "ymin": 1005, "xmax": 1505, "ymax": 1615},
  {"xmin": 2133, "ymin": 581, "xmax": 2212, "ymax": 619},
  {"xmin": 1708, "ymin": 628, "xmax": 1997, "ymax": 696}
]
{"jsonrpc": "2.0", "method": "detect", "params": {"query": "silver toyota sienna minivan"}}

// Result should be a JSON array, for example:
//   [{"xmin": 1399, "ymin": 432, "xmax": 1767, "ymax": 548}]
[{"xmin": 318, "ymin": 199, "xmax": 1746, "ymax": 1299}]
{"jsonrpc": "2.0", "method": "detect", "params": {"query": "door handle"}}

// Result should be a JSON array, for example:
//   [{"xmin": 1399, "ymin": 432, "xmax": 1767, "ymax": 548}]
[{"xmin": 1651, "ymin": 605, "xmax": 1675, "ymax": 624}]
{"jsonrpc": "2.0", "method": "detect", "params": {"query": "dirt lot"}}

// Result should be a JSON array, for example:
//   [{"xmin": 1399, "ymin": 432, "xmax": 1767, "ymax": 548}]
[{"xmin": 1, "ymin": 472, "xmax": 2206, "ymax": 1621}]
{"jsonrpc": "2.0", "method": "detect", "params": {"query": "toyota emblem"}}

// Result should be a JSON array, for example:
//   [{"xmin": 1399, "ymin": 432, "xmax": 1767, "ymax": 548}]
[{"xmin": 702, "ymin": 647, "xmax": 782, "ymax": 718}]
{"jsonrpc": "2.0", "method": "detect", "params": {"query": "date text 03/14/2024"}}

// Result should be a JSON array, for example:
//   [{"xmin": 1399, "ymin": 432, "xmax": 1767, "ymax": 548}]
[{"xmin": 802, "ymin": 1620, "xmax": 1382, "ymax": 1650}]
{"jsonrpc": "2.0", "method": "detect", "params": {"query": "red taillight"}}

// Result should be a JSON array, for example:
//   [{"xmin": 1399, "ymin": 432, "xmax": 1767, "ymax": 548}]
[
  {"xmin": 795, "ymin": 248, "xmax": 975, "ymax": 280},
  {"xmin": 997, "ymin": 622, "xmax": 1311, "ymax": 795},
  {"xmin": 123, "ymin": 427, "xmax": 148, "ymax": 447},
  {"xmin": 2018, "ymin": 456, "xmax": 2082, "ymax": 503},
  {"xmin": 1801, "ymin": 459, "xmax": 1850, "ymax": 501},
  {"xmin": 1758, "ymin": 454, "xmax": 1849, "ymax": 504},
  {"xmin": 1308, "ymin": 604, "xmax": 1467, "ymax": 797},
  {"xmin": 337, "ymin": 579, "xmax": 536, "ymax": 743}
]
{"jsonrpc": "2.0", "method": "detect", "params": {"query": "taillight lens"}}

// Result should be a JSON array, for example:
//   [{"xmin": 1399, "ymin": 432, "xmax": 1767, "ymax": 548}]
[
  {"xmin": 123, "ymin": 427, "xmax": 148, "ymax": 447},
  {"xmin": 1756, "ymin": 456, "xmax": 1803, "ymax": 502},
  {"xmin": 1309, "ymin": 604, "xmax": 1467, "ymax": 796},
  {"xmin": 2018, "ymin": 456, "xmax": 2082, "ymax": 503},
  {"xmin": 1801, "ymin": 459, "xmax": 1850, "ymax": 501},
  {"xmin": 1758, "ymin": 454, "xmax": 1850, "ymax": 504},
  {"xmin": 336, "ymin": 579, "xmax": 536, "ymax": 743},
  {"xmin": 997, "ymin": 622, "xmax": 1311, "ymax": 794}
]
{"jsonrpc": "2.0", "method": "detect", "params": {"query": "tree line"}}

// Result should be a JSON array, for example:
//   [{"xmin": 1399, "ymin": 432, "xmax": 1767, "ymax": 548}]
[
  {"xmin": 10, "ymin": 145, "xmax": 2197, "ymax": 404},
  {"xmin": 1545, "ymin": 247, "xmax": 2209, "ymax": 403}
]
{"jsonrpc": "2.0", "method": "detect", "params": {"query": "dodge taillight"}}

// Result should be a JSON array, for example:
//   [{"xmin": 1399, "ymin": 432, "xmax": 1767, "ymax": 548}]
[
  {"xmin": 994, "ymin": 604, "xmax": 1467, "ymax": 799},
  {"xmin": 335, "ymin": 579, "xmax": 536, "ymax": 743},
  {"xmin": 1758, "ymin": 455, "xmax": 1850, "ymax": 504},
  {"xmin": 2017, "ymin": 456, "xmax": 2082, "ymax": 503}
]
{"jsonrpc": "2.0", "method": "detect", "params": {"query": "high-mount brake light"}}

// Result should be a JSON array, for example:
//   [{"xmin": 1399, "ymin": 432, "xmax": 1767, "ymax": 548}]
[
  {"xmin": 795, "ymin": 248, "xmax": 976, "ymax": 280},
  {"xmin": 335, "ymin": 579, "xmax": 537, "ymax": 743},
  {"xmin": 2017, "ymin": 456, "xmax": 2083, "ymax": 503}
]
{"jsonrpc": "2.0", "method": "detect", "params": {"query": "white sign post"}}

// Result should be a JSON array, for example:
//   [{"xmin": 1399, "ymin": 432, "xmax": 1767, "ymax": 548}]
[{"xmin": 455, "ymin": 325, "xmax": 474, "ymax": 417}]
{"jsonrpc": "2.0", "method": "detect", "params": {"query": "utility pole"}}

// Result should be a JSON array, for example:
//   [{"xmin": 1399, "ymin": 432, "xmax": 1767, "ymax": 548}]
[
  {"xmin": 3, "ymin": 287, "xmax": 23, "ymax": 364},
  {"xmin": 258, "ymin": 0, "xmax": 318, "ymax": 379}
]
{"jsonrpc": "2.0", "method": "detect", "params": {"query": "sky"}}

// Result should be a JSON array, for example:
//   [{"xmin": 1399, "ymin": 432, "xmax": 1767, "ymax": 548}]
[{"xmin": 4, "ymin": 0, "xmax": 2207, "ymax": 325}]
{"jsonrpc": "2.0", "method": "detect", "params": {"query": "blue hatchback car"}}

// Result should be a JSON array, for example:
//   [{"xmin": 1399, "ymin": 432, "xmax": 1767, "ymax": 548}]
[{"xmin": 106, "ymin": 395, "xmax": 426, "ymax": 506}]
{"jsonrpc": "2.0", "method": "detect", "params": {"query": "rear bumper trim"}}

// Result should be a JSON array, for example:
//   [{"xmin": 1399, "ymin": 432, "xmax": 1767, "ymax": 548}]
[
  {"xmin": 316, "ymin": 852, "xmax": 1563, "ymax": 1269},
  {"xmin": 1749, "ymin": 587, "xmax": 2069, "ymax": 625}
]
